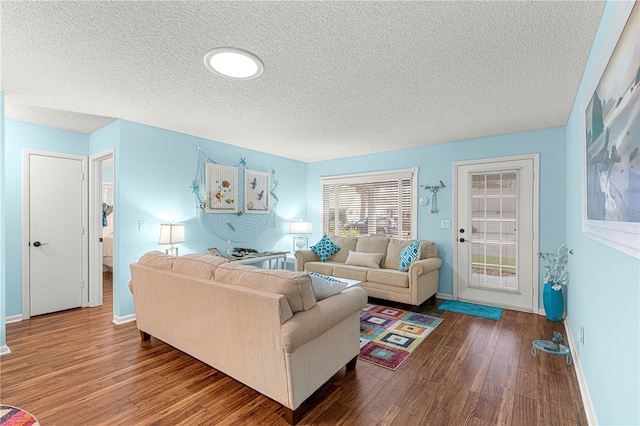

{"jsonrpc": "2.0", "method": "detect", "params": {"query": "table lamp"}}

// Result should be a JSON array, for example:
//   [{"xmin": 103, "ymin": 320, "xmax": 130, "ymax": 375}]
[
  {"xmin": 289, "ymin": 220, "xmax": 312, "ymax": 251},
  {"xmin": 159, "ymin": 223, "xmax": 185, "ymax": 256}
]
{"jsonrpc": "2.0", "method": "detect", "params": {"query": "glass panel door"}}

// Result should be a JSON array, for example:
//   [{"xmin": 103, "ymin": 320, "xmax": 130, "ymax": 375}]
[{"xmin": 470, "ymin": 171, "xmax": 518, "ymax": 291}]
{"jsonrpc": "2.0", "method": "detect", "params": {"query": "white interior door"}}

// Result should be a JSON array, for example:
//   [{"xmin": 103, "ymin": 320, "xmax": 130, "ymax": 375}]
[
  {"xmin": 454, "ymin": 155, "xmax": 538, "ymax": 312},
  {"xmin": 28, "ymin": 154, "xmax": 84, "ymax": 316}
]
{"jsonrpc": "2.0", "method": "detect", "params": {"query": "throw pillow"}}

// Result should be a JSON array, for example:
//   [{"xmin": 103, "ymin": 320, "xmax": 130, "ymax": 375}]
[
  {"xmin": 310, "ymin": 235, "xmax": 341, "ymax": 262},
  {"xmin": 344, "ymin": 250, "xmax": 384, "ymax": 269},
  {"xmin": 309, "ymin": 272, "xmax": 348, "ymax": 301},
  {"xmin": 399, "ymin": 240, "xmax": 420, "ymax": 272}
]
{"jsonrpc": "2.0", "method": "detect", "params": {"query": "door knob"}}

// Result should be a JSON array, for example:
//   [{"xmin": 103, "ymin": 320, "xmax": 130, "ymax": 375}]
[
  {"xmin": 32, "ymin": 241, "xmax": 49, "ymax": 247},
  {"xmin": 460, "ymin": 228, "xmax": 465, "ymax": 233},
  {"xmin": 459, "ymin": 238, "xmax": 467, "ymax": 243}
]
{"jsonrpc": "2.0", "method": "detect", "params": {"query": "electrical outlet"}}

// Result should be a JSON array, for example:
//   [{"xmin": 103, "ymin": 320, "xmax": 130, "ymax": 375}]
[
  {"xmin": 579, "ymin": 326, "xmax": 584, "ymax": 345},
  {"xmin": 441, "ymin": 220, "xmax": 451, "ymax": 229}
]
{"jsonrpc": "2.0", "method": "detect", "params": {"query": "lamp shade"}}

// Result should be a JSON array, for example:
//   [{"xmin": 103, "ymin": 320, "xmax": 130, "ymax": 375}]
[
  {"xmin": 158, "ymin": 223, "xmax": 185, "ymax": 244},
  {"xmin": 289, "ymin": 220, "xmax": 312, "ymax": 234}
]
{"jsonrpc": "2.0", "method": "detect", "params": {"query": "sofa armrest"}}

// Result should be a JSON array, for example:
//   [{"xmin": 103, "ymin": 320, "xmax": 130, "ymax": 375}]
[
  {"xmin": 408, "ymin": 257, "xmax": 442, "ymax": 276},
  {"xmin": 294, "ymin": 249, "xmax": 320, "ymax": 271},
  {"xmin": 281, "ymin": 287, "xmax": 367, "ymax": 354}
]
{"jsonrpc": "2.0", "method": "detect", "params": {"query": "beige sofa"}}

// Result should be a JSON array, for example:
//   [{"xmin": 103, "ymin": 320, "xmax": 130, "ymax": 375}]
[
  {"xmin": 295, "ymin": 236, "xmax": 441, "ymax": 308},
  {"xmin": 129, "ymin": 251, "xmax": 367, "ymax": 424}
]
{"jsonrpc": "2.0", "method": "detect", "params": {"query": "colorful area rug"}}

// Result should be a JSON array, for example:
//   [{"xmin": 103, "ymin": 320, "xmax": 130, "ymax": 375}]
[
  {"xmin": 439, "ymin": 300, "xmax": 503, "ymax": 320},
  {"xmin": 359, "ymin": 304, "xmax": 443, "ymax": 370},
  {"xmin": 0, "ymin": 405, "xmax": 40, "ymax": 426}
]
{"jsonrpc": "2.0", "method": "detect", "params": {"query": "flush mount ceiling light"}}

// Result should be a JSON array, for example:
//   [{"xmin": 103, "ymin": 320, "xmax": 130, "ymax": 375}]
[{"xmin": 203, "ymin": 47, "xmax": 264, "ymax": 80}]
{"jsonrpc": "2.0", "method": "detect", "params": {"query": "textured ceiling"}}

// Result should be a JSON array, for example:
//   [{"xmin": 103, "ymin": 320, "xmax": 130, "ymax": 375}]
[{"xmin": 1, "ymin": 1, "xmax": 605, "ymax": 162}]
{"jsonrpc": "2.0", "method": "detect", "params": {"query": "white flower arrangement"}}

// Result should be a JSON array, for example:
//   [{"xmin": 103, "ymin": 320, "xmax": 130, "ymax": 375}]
[{"xmin": 537, "ymin": 244, "xmax": 570, "ymax": 291}]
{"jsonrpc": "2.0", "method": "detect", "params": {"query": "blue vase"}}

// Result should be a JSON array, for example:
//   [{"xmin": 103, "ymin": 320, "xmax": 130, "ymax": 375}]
[{"xmin": 543, "ymin": 282, "xmax": 564, "ymax": 322}]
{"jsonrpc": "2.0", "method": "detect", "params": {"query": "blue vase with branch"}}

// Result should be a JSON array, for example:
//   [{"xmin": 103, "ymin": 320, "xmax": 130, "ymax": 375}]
[{"xmin": 538, "ymin": 245, "xmax": 570, "ymax": 322}]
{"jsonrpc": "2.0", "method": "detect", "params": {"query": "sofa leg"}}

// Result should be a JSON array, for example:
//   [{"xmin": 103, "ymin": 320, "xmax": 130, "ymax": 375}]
[
  {"xmin": 346, "ymin": 355, "xmax": 357, "ymax": 371},
  {"xmin": 429, "ymin": 294, "xmax": 437, "ymax": 304},
  {"xmin": 140, "ymin": 331, "xmax": 151, "ymax": 341},
  {"xmin": 283, "ymin": 406, "xmax": 301, "ymax": 425}
]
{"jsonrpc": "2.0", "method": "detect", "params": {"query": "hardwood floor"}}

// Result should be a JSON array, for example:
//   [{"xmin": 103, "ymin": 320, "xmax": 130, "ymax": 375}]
[{"xmin": 1, "ymin": 273, "xmax": 587, "ymax": 425}]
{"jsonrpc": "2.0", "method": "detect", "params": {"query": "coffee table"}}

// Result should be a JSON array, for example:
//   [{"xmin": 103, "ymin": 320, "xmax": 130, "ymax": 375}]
[{"xmin": 329, "ymin": 276, "xmax": 361, "ymax": 289}]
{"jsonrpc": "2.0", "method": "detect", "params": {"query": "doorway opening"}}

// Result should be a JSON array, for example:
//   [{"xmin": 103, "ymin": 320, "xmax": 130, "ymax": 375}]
[{"xmin": 89, "ymin": 149, "xmax": 115, "ymax": 315}]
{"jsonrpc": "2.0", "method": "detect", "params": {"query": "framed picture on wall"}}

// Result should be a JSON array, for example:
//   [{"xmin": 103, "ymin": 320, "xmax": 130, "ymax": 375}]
[
  {"xmin": 205, "ymin": 163, "xmax": 238, "ymax": 213},
  {"xmin": 244, "ymin": 169, "xmax": 270, "ymax": 214},
  {"xmin": 582, "ymin": 1, "xmax": 639, "ymax": 259}
]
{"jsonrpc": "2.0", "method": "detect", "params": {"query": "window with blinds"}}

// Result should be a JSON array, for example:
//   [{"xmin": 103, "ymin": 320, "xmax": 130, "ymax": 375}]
[{"xmin": 320, "ymin": 168, "xmax": 418, "ymax": 240}]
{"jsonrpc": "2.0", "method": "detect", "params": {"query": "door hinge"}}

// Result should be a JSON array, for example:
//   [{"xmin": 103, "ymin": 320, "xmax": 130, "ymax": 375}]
[
  {"xmin": 81, "ymin": 172, "xmax": 85, "ymax": 181},
  {"xmin": 81, "ymin": 280, "xmax": 85, "ymax": 288},
  {"xmin": 81, "ymin": 227, "xmax": 85, "ymax": 235}
]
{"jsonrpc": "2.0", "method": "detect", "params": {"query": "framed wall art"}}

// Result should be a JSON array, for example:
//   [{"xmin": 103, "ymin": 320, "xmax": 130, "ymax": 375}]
[
  {"xmin": 205, "ymin": 163, "xmax": 238, "ymax": 213},
  {"xmin": 583, "ymin": 2, "xmax": 640, "ymax": 259},
  {"xmin": 244, "ymin": 169, "xmax": 270, "ymax": 214}
]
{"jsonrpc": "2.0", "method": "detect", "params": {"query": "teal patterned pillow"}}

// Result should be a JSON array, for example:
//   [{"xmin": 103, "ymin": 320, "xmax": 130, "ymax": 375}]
[
  {"xmin": 310, "ymin": 235, "xmax": 340, "ymax": 262},
  {"xmin": 399, "ymin": 240, "xmax": 420, "ymax": 272}
]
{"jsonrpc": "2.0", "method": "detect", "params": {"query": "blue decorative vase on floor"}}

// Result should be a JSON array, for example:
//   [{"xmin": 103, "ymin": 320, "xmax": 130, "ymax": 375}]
[{"xmin": 543, "ymin": 282, "xmax": 563, "ymax": 322}]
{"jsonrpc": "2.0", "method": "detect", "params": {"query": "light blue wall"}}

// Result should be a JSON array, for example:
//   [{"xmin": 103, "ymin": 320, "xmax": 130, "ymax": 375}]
[
  {"xmin": 4, "ymin": 120, "xmax": 89, "ymax": 316},
  {"xmin": 102, "ymin": 120, "xmax": 307, "ymax": 317},
  {"xmin": 307, "ymin": 126, "xmax": 567, "ymax": 306},
  {"xmin": 4, "ymin": 118, "xmax": 306, "ymax": 319},
  {"xmin": 1, "ymin": 92, "xmax": 6, "ymax": 349},
  {"xmin": 565, "ymin": 1, "xmax": 640, "ymax": 424}
]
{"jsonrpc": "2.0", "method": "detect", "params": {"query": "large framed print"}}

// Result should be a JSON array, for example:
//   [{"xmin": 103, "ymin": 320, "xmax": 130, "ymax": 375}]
[
  {"xmin": 583, "ymin": 2, "xmax": 640, "ymax": 259},
  {"xmin": 244, "ymin": 169, "xmax": 270, "ymax": 214},
  {"xmin": 205, "ymin": 163, "xmax": 238, "ymax": 213}
]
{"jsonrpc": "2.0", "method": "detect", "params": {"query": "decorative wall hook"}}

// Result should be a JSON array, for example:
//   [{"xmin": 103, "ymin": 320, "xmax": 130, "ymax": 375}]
[{"xmin": 420, "ymin": 180, "xmax": 446, "ymax": 213}]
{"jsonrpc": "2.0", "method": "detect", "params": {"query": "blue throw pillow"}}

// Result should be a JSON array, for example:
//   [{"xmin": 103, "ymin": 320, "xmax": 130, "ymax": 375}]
[
  {"xmin": 399, "ymin": 240, "xmax": 420, "ymax": 272},
  {"xmin": 310, "ymin": 235, "xmax": 340, "ymax": 262}
]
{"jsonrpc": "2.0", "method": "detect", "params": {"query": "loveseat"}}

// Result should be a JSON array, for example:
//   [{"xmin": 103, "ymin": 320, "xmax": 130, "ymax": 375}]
[
  {"xmin": 295, "ymin": 236, "xmax": 441, "ymax": 308},
  {"xmin": 129, "ymin": 251, "xmax": 367, "ymax": 424}
]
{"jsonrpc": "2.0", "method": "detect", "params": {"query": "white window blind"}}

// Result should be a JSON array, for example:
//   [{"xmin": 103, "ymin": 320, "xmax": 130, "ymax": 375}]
[{"xmin": 320, "ymin": 168, "xmax": 418, "ymax": 240}]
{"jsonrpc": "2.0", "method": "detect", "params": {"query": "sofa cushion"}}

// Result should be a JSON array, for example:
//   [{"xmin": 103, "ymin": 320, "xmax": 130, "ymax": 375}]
[
  {"xmin": 332, "ymin": 265, "xmax": 369, "ymax": 282},
  {"xmin": 420, "ymin": 240, "xmax": 438, "ymax": 259},
  {"xmin": 172, "ymin": 253, "xmax": 229, "ymax": 279},
  {"xmin": 367, "ymin": 269, "xmax": 410, "ymax": 288},
  {"xmin": 384, "ymin": 239, "xmax": 414, "ymax": 270},
  {"xmin": 138, "ymin": 251, "xmax": 176, "ymax": 270},
  {"xmin": 345, "ymin": 250, "xmax": 384, "ymax": 269},
  {"xmin": 355, "ymin": 237, "xmax": 389, "ymax": 266},
  {"xmin": 308, "ymin": 272, "xmax": 348, "ymax": 301},
  {"xmin": 328, "ymin": 236, "xmax": 358, "ymax": 263},
  {"xmin": 214, "ymin": 263, "xmax": 316, "ymax": 313},
  {"xmin": 305, "ymin": 261, "xmax": 337, "ymax": 276},
  {"xmin": 399, "ymin": 240, "xmax": 421, "ymax": 272},
  {"xmin": 310, "ymin": 235, "xmax": 341, "ymax": 262}
]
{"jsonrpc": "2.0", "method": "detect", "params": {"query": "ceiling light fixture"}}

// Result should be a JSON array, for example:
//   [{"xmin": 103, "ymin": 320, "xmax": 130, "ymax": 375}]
[{"xmin": 203, "ymin": 47, "xmax": 264, "ymax": 80}]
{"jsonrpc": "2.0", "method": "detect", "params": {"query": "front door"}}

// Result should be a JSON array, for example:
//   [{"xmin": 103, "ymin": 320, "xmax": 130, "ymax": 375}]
[
  {"xmin": 27, "ymin": 152, "xmax": 85, "ymax": 316},
  {"xmin": 454, "ymin": 155, "xmax": 538, "ymax": 312}
]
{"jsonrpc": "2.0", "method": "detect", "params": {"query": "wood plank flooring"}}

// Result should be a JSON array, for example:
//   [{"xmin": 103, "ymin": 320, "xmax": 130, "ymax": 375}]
[{"xmin": 1, "ymin": 273, "xmax": 587, "ymax": 425}]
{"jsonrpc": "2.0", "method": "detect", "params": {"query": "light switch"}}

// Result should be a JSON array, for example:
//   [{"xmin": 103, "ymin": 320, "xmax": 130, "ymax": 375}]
[
  {"xmin": 441, "ymin": 220, "xmax": 451, "ymax": 229},
  {"xmin": 138, "ymin": 220, "xmax": 147, "ymax": 231}
]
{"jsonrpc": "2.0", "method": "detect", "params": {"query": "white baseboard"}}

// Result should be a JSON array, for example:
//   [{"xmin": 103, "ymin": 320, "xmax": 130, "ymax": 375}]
[
  {"xmin": 5, "ymin": 314, "xmax": 23, "ymax": 324},
  {"xmin": 0, "ymin": 345, "xmax": 11, "ymax": 356},
  {"xmin": 564, "ymin": 317, "xmax": 598, "ymax": 425},
  {"xmin": 436, "ymin": 292, "xmax": 452, "ymax": 300},
  {"xmin": 112, "ymin": 313, "xmax": 136, "ymax": 325}
]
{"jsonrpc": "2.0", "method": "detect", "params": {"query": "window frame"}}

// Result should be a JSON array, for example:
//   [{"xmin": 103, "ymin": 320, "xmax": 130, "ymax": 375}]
[{"xmin": 319, "ymin": 167, "xmax": 419, "ymax": 240}]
